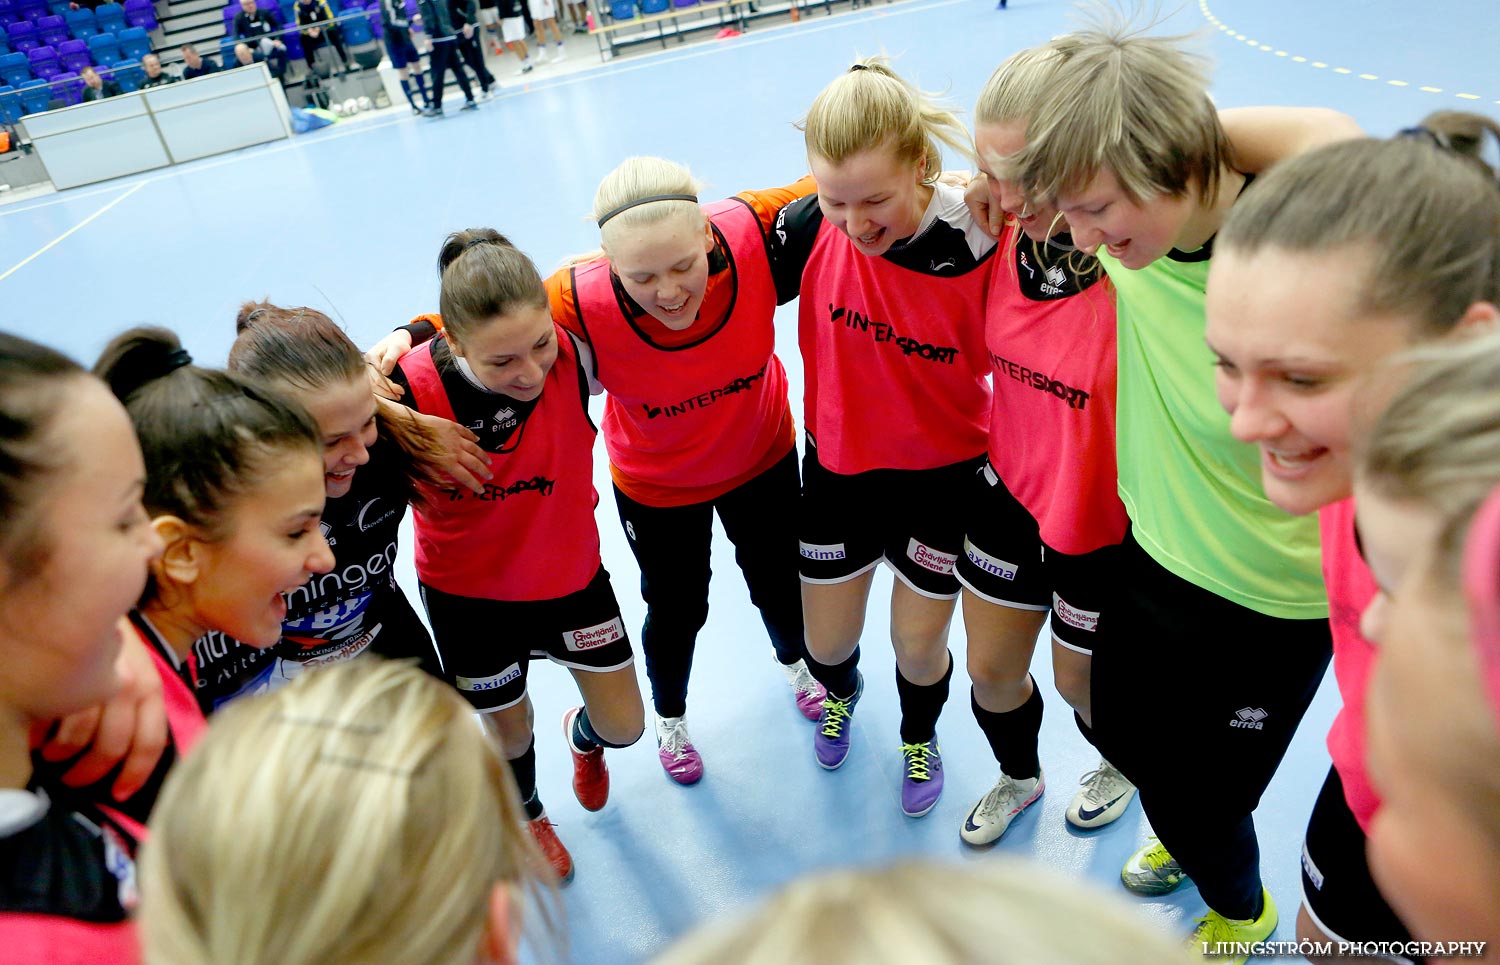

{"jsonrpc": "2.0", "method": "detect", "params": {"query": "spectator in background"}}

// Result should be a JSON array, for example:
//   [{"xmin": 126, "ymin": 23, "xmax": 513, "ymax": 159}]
[
  {"xmin": 449, "ymin": 0, "xmax": 497, "ymax": 97},
  {"xmin": 477, "ymin": 0, "xmax": 500, "ymax": 54},
  {"xmin": 79, "ymin": 65, "xmax": 121, "ymax": 100},
  {"xmin": 296, "ymin": 0, "xmax": 356, "ymax": 74},
  {"xmin": 180, "ymin": 44, "xmax": 219, "ymax": 79},
  {"xmin": 234, "ymin": 0, "xmax": 287, "ymax": 56},
  {"xmin": 140, "ymin": 53, "xmax": 175, "ymax": 88},
  {"xmin": 494, "ymin": 0, "xmax": 530, "ymax": 73},
  {"xmin": 234, "ymin": 40, "xmax": 288, "ymax": 82},
  {"xmin": 565, "ymin": 0, "xmax": 585, "ymax": 34},
  {"xmin": 379, "ymin": 0, "xmax": 431, "ymax": 114},
  {"xmin": 526, "ymin": 0, "xmax": 563, "ymax": 62},
  {"xmin": 414, "ymin": 0, "xmax": 477, "ymax": 116}
]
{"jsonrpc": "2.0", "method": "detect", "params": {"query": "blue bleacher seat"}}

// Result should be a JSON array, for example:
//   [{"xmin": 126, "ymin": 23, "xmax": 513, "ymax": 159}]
[
  {"xmin": 122, "ymin": 0, "xmax": 154, "ymax": 29},
  {"xmin": 0, "ymin": 49, "xmax": 26, "ymax": 84},
  {"xmin": 50, "ymin": 67, "xmax": 80, "ymax": 103},
  {"xmin": 0, "ymin": 83, "xmax": 20, "ymax": 122},
  {"xmin": 608, "ymin": 0, "xmax": 635, "ymax": 19},
  {"xmin": 35, "ymin": 13, "xmax": 65, "ymax": 44},
  {"xmin": 16, "ymin": 76, "xmax": 50, "ymax": 112},
  {"xmin": 0, "ymin": 0, "xmax": 19, "ymax": 27},
  {"xmin": 222, "ymin": 2, "xmax": 236, "ymax": 32},
  {"xmin": 7, "ymin": 20, "xmax": 38, "ymax": 53},
  {"xmin": 110, "ymin": 54, "xmax": 140, "ymax": 89},
  {"xmin": 16, "ymin": 0, "xmax": 45, "ymax": 22},
  {"xmin": 26, "ymin": 44, "xmax": 59, "ymax": 79},
  {"xmin": 0, "ymin": 29, "xmax": 8, "ymax": 53},
  {"xmin": 47, "ymin": 0, "xmax": 69, "ymax": 15},
  {"xmin": 639, "ymin": 0, "xmax": 668, "ymax": 13},
  {"xmin": 65, "ymin": 6, "xmax": 96, "ymax": 37},
  {"xmin": 115, "ymin": 23, "xmax": 146, "ymax": 58},
  {"xmin": 56, "ymin": 35, "xmax": 85, "ymax": 70},
  {"xmin": 86, "ymin": 30, "xmax": 118, "ymax": 64},
  {"xmin": 94, "ymin": 1, "xmax": 125, "ymax": 33},
  {"xmin": 340, "ymin": 9, "xmax": 371, "ymax": 44}
]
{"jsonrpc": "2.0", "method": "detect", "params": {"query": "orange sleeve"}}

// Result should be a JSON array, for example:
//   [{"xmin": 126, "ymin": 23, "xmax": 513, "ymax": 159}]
[
  {"xmin": 407, "ymin": 312, "xmax": 444, "ymax": 332},
  {"xmin": 544, "ymin": 266, "xmax": 587, "ymax": 342},
  {"xmin": 734, "ymin": 174, "xmax": 816, "ymax": 233}
]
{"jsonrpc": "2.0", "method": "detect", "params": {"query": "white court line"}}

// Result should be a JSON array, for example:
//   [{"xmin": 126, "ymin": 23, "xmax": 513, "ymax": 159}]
[
  {"xmin": 0, "ymin": 181, "xmax": 147, "ymax": 282},
  {"xmin": 1, "ymin": 0, "xmax": 957, "ymax": 220}
]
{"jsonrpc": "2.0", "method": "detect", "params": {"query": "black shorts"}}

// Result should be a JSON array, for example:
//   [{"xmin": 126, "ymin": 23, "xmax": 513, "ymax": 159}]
[
  {"xmin": 955, "ymin": 459, "xmax": 1121, "ymax": 654},
  {"xmin": 1302, "ymin": 766, "xmax": 1417, "ymax": 961},
  {"xmin": 1091, "ymin": 529, "xmax": 1332, "ymax": 811},
  {"xmin": 799, "ymin": 438, "xmax": 982, "ymax": 599},
  {"xmin": 384, "ymin": 27, "xmax": 420, "ymax": 69},
  {"xmin": 419, "ymin": 567, "xmax": 635, "ymax": 713}
]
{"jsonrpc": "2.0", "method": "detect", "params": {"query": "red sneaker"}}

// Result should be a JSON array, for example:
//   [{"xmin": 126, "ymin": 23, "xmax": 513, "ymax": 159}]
[
  {"xmin": 527, "ymin": 816, "xmax": 574, "ymax": 884},
  {"xmin": 562, "ymin": 706, "xmax": 609, "ymax": 811}
]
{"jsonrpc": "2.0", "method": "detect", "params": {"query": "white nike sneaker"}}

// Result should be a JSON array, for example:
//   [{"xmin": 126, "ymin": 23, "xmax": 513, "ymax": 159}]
[
  {"xmin": 1066, "ymin": 759, "xmax": 1135, "ymax": 829},
  {"xmin": 960, "ymin": 768, "xmax": 1044, "ymax": 846}
]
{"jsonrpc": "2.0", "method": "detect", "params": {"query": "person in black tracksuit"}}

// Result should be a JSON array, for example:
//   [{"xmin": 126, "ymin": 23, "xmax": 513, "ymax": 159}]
[
  {"xmin": 415, "ymin": 0, "xmax": 477, "ymax": 114},
  {"xmin": 295, "ymin": 0, "xmax": 354, "ymax": 73},
  {"xmin": 448, "ymin": 0, "xmax": 496, "ymax": 96}
]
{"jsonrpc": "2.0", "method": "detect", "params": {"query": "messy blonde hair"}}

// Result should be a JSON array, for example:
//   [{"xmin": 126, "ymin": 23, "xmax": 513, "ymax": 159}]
[
  {"xmin": 140, "ymin": 658, "xmax": 558, "ymax": 965},
  {"xmin": 994, "ymin": 14, "xmax": 1231, "ymax": 206},
  {"xmin": 652, "ymin": 859, "xmax": 1191, "ymax": 965},
  {"xmin": 800, "ymin": 56, "xmax": 972, "ymax": 183},
  {"xmin": 1219, "ymin": 137, "xmax": 1500, "ymax": 339}
]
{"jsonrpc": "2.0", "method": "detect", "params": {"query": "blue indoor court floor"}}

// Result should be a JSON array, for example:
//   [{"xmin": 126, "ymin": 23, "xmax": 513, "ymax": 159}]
[{"xmin": 4, "ymin": 1, "xmax": 1499, "ymax": 961}]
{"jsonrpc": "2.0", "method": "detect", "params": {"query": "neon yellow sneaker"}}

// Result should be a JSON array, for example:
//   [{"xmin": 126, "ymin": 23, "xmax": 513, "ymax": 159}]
[
  {"xmin": 1189, "ymin": 888, "xmax": 1277, "ymax": 965},
  {"xmin": 1121, "ymin": 836, "xmax": 1189, "ymax": 895}
]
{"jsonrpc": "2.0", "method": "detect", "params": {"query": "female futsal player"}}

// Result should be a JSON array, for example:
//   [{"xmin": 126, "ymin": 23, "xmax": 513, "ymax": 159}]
[
  {"xmin": 0, "ymin": 334, "xmax": 163, "ymax": 963},
  {"xmin": 1207, "ymin": 133, "xmax": 1500, "ymax": 959},
  {"xmin": 771, "ymin": 58, "xmax": 993, "ymax": 817},
  {"xmin": 142, "ymin": 658, "xmax": 556, "ymax": 965},
  {"xmin": 370, "ymin": 160, "xmax": 824, "ymax": 785},
  {"xmin": 1355, "ymin": 333, "xmax": 1500, "ymax": 958},
  {"xmin": 388, "ymin": 230, "xmax": 645, "ymax": 883}
]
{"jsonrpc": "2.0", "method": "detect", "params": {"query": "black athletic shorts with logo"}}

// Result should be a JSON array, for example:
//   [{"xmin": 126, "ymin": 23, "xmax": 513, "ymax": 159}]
[
  {"xmin": 1301, "ymin": 766, "xmax": 1419, "ymax": 962},
  {"xmin": 798, "ymin": 436, "xmax": 983, "ymax": 599},
  {"xmin": 419, "ymin": 566, "xmax": 635, "ymax": 713},
  {"xmin": 954, "ymin": 458, "xmax": 1122, "ymax": 654}
]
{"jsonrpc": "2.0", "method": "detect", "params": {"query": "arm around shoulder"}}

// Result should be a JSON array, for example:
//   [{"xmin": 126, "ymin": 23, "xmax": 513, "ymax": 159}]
[{"xmin": 1222, "ymin": 107, "xmax": 1365, "ymax": 173}]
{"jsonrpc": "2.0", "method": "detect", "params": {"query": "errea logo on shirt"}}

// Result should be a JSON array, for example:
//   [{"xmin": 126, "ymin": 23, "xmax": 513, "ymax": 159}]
[{"xmin": 1229, "ymin": 707, "xmax": 1268, "ymax": 730}]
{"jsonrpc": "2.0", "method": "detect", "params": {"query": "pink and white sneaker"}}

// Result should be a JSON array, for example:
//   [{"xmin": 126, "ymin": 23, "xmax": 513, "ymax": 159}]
[
  {"xmin": 781, "ymin": 659, "xmax": 827, "ymax": 721},
  {"xmin": 656, "ymin": 714, "xmax": 703, "ymax": 785}
]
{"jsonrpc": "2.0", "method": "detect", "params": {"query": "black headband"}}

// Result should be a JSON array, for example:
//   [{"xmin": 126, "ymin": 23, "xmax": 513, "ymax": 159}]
[
  {"xmin": 596, "ymin": 194, "xmax": 699, "ymax": 228},
  {"xmin": 165, "ymin": 348, "xmax": 193, "ymax": 373}
]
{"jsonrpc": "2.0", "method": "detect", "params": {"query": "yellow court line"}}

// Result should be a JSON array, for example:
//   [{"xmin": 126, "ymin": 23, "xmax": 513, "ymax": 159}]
[{"xmin": 1200, "ymin": 0, "xmax": 1493, "ymax": 108}]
